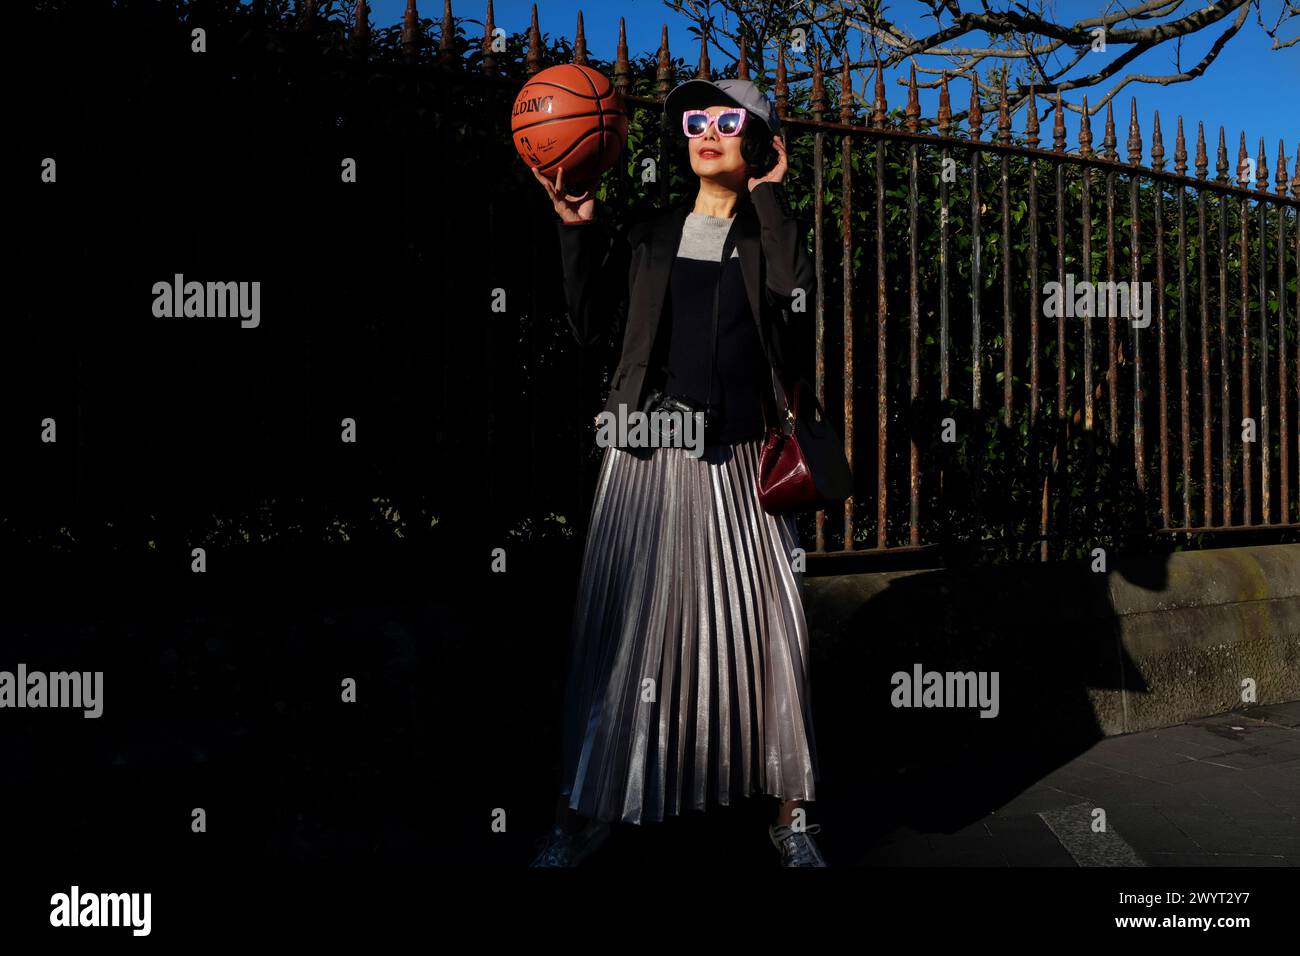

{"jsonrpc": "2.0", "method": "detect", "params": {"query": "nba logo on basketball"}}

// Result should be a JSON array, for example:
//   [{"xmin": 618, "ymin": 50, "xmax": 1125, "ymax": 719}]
[
  {"xmin": 519, "ymin": 135, "xmax": 541, "ymax": 165},
  {"xmin": 511, "ymin": 64, "xmax": 628, "ymax": 184}
]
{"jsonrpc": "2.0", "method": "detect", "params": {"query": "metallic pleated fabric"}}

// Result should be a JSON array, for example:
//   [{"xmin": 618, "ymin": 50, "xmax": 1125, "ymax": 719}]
[{"xmin": 557, "ymin": 436, "xmax": 820, "ymax": 825}]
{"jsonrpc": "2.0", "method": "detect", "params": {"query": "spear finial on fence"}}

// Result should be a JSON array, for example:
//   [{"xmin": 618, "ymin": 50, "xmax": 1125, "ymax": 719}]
[
  {"xmin": 1102, "ymin": 101, "xmax": 1117, "ymax": 160},
  {"xmin": 937, "ymin": 73, "xmax": 951, "ymax": 135},
  {"xmin": 526, "ymin": 4, "xmax": 542, "ymax": 76},
  {"xmin": 401, "ymin": 1, "xmax": 419, "ymax": 63},
  {"xmin": 1216, "ymin": 127, "xmax": 1229, "ymax": 183},
  {"xmin": 1256, "ymin": 137, "xmax": 1268, "ymax": 192},
  {"xmin": 614, "ymin": 17, "xmax": 629, "ymax": 95},
  {"xmin": 1079, "ymin": 95, "xmax": 1092, "ymax": 157},
  {"xmin": 776, "ymin": 48, "xmax": 789, "ymax": 120},
  {"xmin": 907, "ymin": 63, "xmax": 920, "ymax": 132},
  {"xmin": 1051, "ymin": 91, "xmax": 1064, "ymax": 152},
  {"xmin": 1278, "ymin": 141, "xmax": 1290, "ymax": 197},
  {"xmin": 1174, "ymin": 116, "xmax": 1187, "ymax": 177},
  {"xmin": 969, "ymin": 76, "xmax": 983, "ymax": 141},
  {"xmin": 1292, "ymin": 147, "xmax": 1299, "ymax": 199},
  {"xmin": 1126, "ymin": 97, "xmax": 1142, "ymax": 166},
  {"xmin": 840, "ymin": 58, "xmax": 853, "ymax": 124},
  {"xmin": 482, "ymin": 0, "xmax": 496, "ymax": 76},
  {"xmin": 352, "ymin": 0, "xmax": 370, "ymax": 52},
  {"xmin": 1195, "ymin": 121, "xmax": 1208, "ymax": 179},
  {"xmin": 1237, "ymin": 131, "xmax": 1249, "ymax": 185},
  {"xmin": 573, "ymin": 11, "xmax": 587, "ymax": 66},
  {"xmin": 1151, "ymin": 112, "xmax": 1165, "ymax": 172},
  {"xmin": 872, "ymin": 59, "xmax": 887, "ymax": 128},
  {"xmin": 655, "ymin": 25, "xmax": 672, "ymax": 99},
  {"xmin": 1025, "ymin": 85, "xmax": 1039, "ymax": 148},
  {"xmin": 738, "ymin": 36, "xmax": 750, "ymax": 80},
  {"xmin": 811, "ymin": 46, "xmax": 826, "ymax": 120},
  {"xmin": 996, "ymin": 72, "xmax": 1010, "ymax": 144},
  {"xmin": 696, "ymin": 23, "xmax": 711, "ymax": 79},
  {"xmin": 437, "ymin": 0, "xmax": 455, "ymax": 68}
]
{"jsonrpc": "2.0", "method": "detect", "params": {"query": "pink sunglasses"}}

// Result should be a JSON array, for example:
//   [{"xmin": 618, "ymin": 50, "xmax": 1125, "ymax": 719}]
[{"xmin": 681, "ymin": 108, "xmax": 748, "ymax": 138}]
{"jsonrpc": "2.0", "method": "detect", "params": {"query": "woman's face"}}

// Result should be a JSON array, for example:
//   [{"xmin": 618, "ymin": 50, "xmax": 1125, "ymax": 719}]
[{"xmin": 687, "ymin": 104, "xmax": 748, "ymax": 188}]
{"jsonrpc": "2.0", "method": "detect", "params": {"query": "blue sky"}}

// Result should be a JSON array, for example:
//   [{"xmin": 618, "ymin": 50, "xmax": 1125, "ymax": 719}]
[{"xmin": 369, "ymin": 1, "xmax": 1295, "ymax": 167}]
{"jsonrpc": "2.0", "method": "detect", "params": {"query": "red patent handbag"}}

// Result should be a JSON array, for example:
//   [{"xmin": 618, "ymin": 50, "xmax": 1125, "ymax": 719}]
[{"xmin": 757, "ymin": 370, "xmax": 854, "ymax": 514}]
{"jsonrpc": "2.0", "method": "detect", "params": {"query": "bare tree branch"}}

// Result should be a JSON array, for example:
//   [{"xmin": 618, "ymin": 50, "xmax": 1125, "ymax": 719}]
[{"xmin": 679, "ymin": 0, "xmax": 1289, "ymax": 130}]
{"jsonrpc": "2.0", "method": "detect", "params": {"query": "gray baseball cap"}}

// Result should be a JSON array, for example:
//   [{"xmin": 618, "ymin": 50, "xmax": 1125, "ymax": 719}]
[{"xmin": 664, "ymin": 78, "xmax": 782, "ymax": 136}]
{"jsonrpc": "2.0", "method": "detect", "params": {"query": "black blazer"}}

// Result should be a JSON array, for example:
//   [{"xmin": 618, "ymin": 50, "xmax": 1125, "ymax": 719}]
[{"xmin": 554, "ymin": 180, "xmax": 816, "ymax": 427}]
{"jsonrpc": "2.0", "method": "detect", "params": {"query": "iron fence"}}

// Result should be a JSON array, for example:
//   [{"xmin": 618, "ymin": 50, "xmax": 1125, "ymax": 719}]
[{"xmin": 326, "ymin": 0, "xmax": 1300, "ymax": 564}]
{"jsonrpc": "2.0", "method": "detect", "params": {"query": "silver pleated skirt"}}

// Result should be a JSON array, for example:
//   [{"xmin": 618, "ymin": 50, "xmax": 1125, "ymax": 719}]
[{"xmin": 557, "ymin": 436, "xmax": 819, "ymax": 825}]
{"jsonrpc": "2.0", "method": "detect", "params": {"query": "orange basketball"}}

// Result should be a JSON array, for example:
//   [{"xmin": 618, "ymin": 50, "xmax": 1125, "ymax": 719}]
[{"xmin": 511, "ymin": 64, "xmax": 627, "ymax": 186}]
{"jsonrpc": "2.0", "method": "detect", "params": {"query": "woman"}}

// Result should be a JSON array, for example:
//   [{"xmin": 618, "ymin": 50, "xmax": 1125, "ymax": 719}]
[{"xmin": 530, "ymin": 78, "xmax": 825, "ymax": 867}]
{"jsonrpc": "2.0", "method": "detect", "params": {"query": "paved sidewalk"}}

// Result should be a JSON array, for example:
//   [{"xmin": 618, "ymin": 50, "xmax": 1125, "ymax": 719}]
[{"xmin": 859, "ymin": 700, "xmax": 1300, "ymax": 866}]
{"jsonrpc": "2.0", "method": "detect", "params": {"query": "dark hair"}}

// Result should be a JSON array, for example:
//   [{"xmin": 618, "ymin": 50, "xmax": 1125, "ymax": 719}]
[{"xmin": 671, "ymin": 110, "xmax": 780, "ymax": 178}]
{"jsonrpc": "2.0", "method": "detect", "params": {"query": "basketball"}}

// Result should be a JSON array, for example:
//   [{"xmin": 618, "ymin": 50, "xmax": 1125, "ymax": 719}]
[{"xmin": 511, "ymin": 64, "xmax": 627, "ymax": 188}]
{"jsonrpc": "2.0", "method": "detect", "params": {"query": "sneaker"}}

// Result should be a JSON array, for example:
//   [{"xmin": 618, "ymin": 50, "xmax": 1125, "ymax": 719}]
[
  {"xmin": 768, "ymin": 822, "xmax": 828, "ymax": 867},
  {"xmin": 529, "ymin": 821, "xmax": 612, "ymax": 867}
]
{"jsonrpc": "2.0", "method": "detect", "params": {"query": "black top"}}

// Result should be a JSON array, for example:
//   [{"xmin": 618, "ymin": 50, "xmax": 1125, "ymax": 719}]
[
  {"xmin": 554, "ymin": 182, "xmax": 817, "ymax": 442},
  {"xmin": 658, "ymin": 212, "xmax": 770, "ymax": 446}
]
